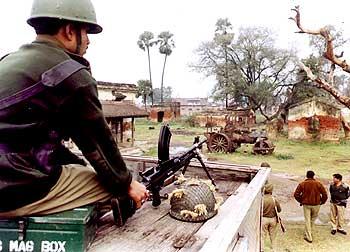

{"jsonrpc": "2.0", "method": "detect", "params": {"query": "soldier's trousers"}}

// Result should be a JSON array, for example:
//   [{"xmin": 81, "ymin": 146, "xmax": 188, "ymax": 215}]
[
  {"xmin": 262, "ymin": 216, "xmax": 278, "ymax": 251},
  {"xmin": 0, "ymin": 164, "xmax": 114, "ymax": 217},
  {"xmin": 330, "ymin": 203, "xmax": 346, "ymax": 230},
  {"xmin": 303, "ymin": 204, "xmax": 320, "ymax": 241}
]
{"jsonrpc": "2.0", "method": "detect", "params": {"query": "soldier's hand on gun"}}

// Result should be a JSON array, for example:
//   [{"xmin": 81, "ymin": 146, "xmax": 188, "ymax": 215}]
[{"xmin": 128, "ymin": 180, "xmax": 149, "ymax": 209}]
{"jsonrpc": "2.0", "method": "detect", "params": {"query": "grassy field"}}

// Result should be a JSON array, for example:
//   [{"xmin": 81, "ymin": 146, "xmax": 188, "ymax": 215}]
[
  {"xmin": 134, "ymin": 119, "xmax": 350, "ymax": 179},
  {"xmin": 264, "ymin": 223, "xmax": 350, "ymax": 252},
  {"xmin": 208, "ymin": 138, "xmax": 350, "ymax": 180},
  {"xmin": 134, "ymin": 119, "xmax": 350, "ymax": 251}
]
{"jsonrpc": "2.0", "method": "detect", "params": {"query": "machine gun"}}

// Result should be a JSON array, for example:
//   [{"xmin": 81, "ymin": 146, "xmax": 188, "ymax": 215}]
[
  {"xmin": 113, "ymin": 125, "xmax": 216, "ymax": 226},
  {"xmin": 140, "ymin": 125, "xmax": 216, "ymax": 207}
]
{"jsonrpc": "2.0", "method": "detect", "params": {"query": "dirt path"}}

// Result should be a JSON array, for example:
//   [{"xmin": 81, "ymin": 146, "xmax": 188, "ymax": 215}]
[{"xmin": 269, "ymin": 173, "xmax": 350, "ymax": 226}]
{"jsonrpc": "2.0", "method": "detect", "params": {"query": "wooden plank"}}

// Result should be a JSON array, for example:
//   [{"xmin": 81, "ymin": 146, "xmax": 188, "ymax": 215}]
[
  {"xmin": 232, "ymin": 236, "xmax": 249, "ymax": 252},
  {"xmin": 122, "ymin": 155, "xmax": 261, "ymax": 174},
  {"xmin": 178, "ymin": 183, "xmax": 248, "ymax": 252},
  {"xmin": 131, "ymin": 117, "xmax": 135, "ymax": 146},
  {"xmin": 199, "ymin": 168, "xmax": 270, "ymax": 252},
  {"xmin": 89, "ymin": 169, "xmax": 243, "ymax": 252}
]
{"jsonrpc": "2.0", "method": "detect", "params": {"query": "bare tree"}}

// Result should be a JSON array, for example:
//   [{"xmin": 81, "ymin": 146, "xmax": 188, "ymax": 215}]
[{"xmin": 289, "ymin": 6, "xmax": 350, "ymax": 108}]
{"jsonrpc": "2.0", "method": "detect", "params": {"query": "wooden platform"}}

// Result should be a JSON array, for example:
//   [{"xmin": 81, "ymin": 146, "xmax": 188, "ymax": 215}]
[{"xmin": 88, "ymin": 157, "xmax": 269, "ymax": 252}]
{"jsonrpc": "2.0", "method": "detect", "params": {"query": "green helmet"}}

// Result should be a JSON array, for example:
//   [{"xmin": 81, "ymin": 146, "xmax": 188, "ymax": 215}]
[{"xmin": 27, "ymin": 0, "xmax": 102, "ymax": 34}]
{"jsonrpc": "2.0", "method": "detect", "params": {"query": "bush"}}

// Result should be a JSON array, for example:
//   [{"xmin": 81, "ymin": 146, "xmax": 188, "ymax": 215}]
[
  {"xmin": 183, "ymin": 114, "xmax": 199, "ymax": 127},
  {"xmin": 275, "ymin": 153, "xmax": 294, "ymax": 160}
]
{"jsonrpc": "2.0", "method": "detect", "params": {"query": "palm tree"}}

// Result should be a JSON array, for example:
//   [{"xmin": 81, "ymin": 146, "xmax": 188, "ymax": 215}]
[
  {"xmin": 158, "ymin": 31, "xmax": 175, "ymax": 104},
  {"xmin": 137, "ymin": 31, "xmax": 157, "ymax": 105},
  {"xmin": 214, "ymin": 18, "xmax": 234, "ymax": 108},
  {"xmin": 136, "ymin": 80, "xmax": 152, "ymax": 109}
]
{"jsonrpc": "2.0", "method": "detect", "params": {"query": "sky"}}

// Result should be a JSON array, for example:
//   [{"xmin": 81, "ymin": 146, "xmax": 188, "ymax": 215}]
[{"xmin": 1, "ymin": 0, "xmax": 350, "ymax": 98}]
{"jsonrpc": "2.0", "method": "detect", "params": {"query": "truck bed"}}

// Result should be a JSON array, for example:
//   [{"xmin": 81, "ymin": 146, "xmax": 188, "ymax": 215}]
[{"xmin": 88, "ymin": 156, "xmax": 269, "ymax": 252}]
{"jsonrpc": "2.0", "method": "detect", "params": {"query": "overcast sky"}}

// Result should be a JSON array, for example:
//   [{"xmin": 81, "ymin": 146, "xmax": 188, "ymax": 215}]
[{"xmin": 1, "ymin": 0, "xmax": 350, "ymax": 98}]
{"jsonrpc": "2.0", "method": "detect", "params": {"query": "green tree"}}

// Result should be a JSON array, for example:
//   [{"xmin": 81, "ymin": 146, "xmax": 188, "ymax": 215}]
[
  {"xmin": 214, "ymin": 18, "xmax": 234, "ymax": 108},
  {"xmin": 137, "ymin": 31, "xmax": 158, "ymax": 105},
  {"xmin": 158, "ymin": 31, "xmax": 175, "ymax": 104},
  {"xmin": 194, "ymin": 24, "xmax": 296, "ymax": 120},
  {"xmin": 136, "ymin": 79, "xmax": 152, "ymax": 109},
  {"xmin": 149, "ymin": 87, "xmax": 173, "ymax": 104}
]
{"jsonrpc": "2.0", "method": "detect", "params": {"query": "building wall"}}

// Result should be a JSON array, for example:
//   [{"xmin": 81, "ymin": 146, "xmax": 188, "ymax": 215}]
[
  {"xmin": 341, "ymin": 108, "xmax": 350, "ymax": 122},
  {"xmin": 98, "ymin": 89, "xmax": 136, "ymax": 102},
  {"xmin": 195, "ymin": 115, "xmax": 227, "ymax": 127},
  {"xmin": 288, "ymin": 100, "xmax": 341, "ymax": 141},
  {"xmin": 149, "ymin": 103, "xmax": 181, "ymax": 122},
  {"xmin": 180, "ymin": 105, "xmax": 205, "ymax": 116}
]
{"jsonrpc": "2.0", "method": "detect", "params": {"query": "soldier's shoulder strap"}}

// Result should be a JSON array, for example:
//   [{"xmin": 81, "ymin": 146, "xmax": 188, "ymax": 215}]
[
  {"xmin": 0, "ymin": 53, "xmax": 10, "ymax": 61},
  {"xmin": 0, "ymin": 59, "xmax": 87, "ymax": 110}
]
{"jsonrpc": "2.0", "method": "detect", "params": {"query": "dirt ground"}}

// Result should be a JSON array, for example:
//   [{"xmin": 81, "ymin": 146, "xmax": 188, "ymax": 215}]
[
  {"xmin": 269, "ymin": 173, "xmax": 350, "ymax": 224},
  {"xmin": 130, "ymin": 120, "xmax": 350, "ymax": 251}
]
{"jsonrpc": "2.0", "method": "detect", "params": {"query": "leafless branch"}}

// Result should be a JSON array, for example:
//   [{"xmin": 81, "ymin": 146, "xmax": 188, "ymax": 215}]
[
  {"xmin": 290, "ymin": 5, "xmax": 350, "ymax": 73},
  {"xmin": 328, "ymin": 63, "xmax": 335, "ymax": 85},
  {"xmin": 300, "ymin": 61, "xmax": 350, "ymax": 107}
]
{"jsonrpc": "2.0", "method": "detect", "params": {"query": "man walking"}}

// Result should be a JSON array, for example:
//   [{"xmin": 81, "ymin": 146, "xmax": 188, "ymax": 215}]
[
  {"xmin": 330, "ymin": 173, "xmax": 349, "ymax": 235},
  {"xmin": 262, "ymin": 183, "xmax": 281, "ymax": 252},
  {"xmin": 294, "ymin": 170, "xmax": 327, "ymax": 243}
]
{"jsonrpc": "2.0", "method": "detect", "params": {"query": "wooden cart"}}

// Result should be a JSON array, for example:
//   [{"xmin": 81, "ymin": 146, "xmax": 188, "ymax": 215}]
[{"xmin": 205, "ymin": 113, "xmax": 275, "ymax": 154}]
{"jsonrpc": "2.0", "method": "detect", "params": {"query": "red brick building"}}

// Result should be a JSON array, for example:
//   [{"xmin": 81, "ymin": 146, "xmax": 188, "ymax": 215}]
[
  {"xmin": 149, "ymin": 102, "xmax": 180, "ymax": 122},
  {"xmin": 288, "ymin": 99, "xmax": 341, "ymax": 141}
]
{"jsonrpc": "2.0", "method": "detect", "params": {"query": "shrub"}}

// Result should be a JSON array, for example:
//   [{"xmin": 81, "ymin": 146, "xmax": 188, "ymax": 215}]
[{"xmin": 275, "ymin": 153, "xmax": 294, "ymax": 160}]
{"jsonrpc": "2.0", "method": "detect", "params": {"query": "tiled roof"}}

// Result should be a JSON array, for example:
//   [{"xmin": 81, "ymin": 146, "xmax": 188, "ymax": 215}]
[
  {"xmin": 101, "ymin": 101, "xmax": 148, "ymax": 118},
  {"xmin": 97, "ymin": 81, "xmax": 137, "ymax": 91}
]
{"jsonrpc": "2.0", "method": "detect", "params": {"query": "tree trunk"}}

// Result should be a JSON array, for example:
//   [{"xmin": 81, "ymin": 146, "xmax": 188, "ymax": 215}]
[
  {"xmin": 147, "ymin": 47, "xmax": 154, "ymax": 105},
  {"xmin": 225, "ymin": 48, "xmax": 229, "ymax": 108},
  {"xmin": 300, "ymin": 63, "xmax": 350, "ymax": 108},
  {"xmin": 161, "ymin": 54, "xmax": 168, "ymax": 104},
  {"xmin": 143, "ymin": 95, "xmax": 147, "ymax": 110},
  {"xmin": 341, "ymin": 115, "xmax": 350, "ymax": 138}
]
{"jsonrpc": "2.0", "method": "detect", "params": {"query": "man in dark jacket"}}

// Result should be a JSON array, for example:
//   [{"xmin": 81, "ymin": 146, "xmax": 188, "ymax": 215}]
[
  {"xmin": 0, "ymin": 0, "xmax": 147, "ymax": 225},
  {"xmin": 294, "ymin": 170, "xmax": 328, "ymax": 243},
  {"xmin": 330, "ymin": 173, "xmax": 349, "ymax": 235}
]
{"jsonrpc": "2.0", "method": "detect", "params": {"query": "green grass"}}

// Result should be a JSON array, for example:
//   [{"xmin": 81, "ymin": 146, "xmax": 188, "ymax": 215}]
[
  {"xmin": 134, "ymin": 119, "xmax": 350, "ymax": 179},
  {"xmin": 264, "ymin": 223, "xmax": 350, "ymax": 252},
  {"xmin": 207, "ymin": 138, "xmax": 350, "ymax": 179},
  {"xmin": 134, "ymin": 118, "xmax": 204, "ymax": 147}
]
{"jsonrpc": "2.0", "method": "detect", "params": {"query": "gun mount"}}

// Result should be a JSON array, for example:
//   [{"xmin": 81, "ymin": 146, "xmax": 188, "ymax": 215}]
[{"xmin": 140, "ymin": 125, "xmax": 215, "ymax": 207}]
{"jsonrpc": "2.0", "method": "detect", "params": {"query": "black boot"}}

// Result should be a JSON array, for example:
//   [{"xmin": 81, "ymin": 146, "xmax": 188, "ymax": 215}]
[{"xmin": 111, "ymin": 197, "xmax": 136, "ymax": 227}]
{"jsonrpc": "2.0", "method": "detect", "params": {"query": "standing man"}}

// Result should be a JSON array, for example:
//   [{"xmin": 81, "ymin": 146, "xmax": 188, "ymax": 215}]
[
  {"xmin": 330, "ymin": 173, "xmax": 349, "ymax": 235},
  {"xmin": 262, "ymin": 183, "xmax": 281, "ymax": 252},
  {"xmin": 0, "ymin": 0, "xmax": 148, "ymax": 226},
  {"xmin": 294, "ymin": 170, "xmax": 328, "ymax": 243}
]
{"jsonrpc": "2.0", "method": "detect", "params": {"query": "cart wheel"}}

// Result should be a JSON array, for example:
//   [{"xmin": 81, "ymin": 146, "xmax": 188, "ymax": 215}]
[
  {"xmin": 208, "ymin": 133, "xmax": 231, "ymax": 153},
  {"xmin": 231, "ymin": 142, "xmax": 240, "ymax": 152},
  {"xmin": 253, "ymin": 140, "xmax": 275, "ymax": 155}
]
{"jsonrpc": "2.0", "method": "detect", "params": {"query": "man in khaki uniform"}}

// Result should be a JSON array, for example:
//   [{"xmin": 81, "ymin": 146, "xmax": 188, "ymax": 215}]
[
  {"xmin": 330, "ymin": 173, "xmax": 349, "ymax": 235},
  {"xmin": 294, "ymin": 170, "xmax": 328, "ymax": 243},
  {"xmin": 262, "ymin": 183, "xmax": 281, "ymax": 252}
]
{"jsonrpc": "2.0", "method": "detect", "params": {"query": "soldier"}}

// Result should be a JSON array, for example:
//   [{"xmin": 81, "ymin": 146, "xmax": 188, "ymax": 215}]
[
  {"xmin": 294, "ymin": 170, "xmax": 328, "ymax": 243},
  {"xmin": 262, "ymin": 183, "xmax": 281, "ymax": 252},
  {"xmin": 0, "ymin": 0, "xmax": 148, "ymax": 226},
  {"xmin": 330, "ymin": 173, "xmax": 349, "ymax": 235}
]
